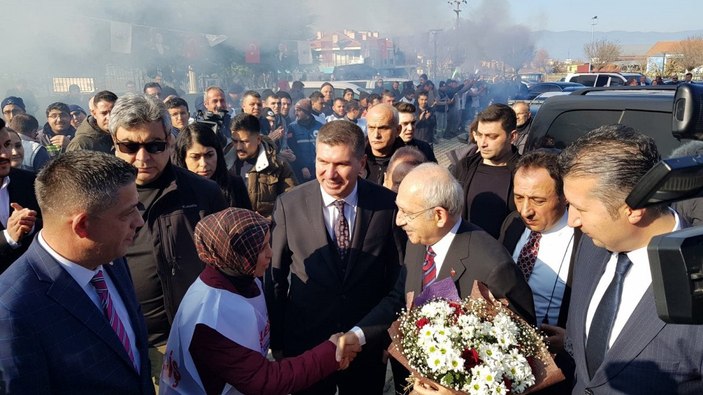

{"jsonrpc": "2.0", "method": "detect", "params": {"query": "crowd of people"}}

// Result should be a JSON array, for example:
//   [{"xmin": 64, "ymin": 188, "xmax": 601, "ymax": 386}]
[{"xmin": 0, "ymin": 73, "xmax": 701, "ymax": 395}]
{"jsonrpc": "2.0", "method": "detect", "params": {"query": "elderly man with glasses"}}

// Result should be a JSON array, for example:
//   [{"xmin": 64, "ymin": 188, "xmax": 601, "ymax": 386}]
[{"xmin": 344, "ymin": 162, "xmax": 535, "ymax": 394}]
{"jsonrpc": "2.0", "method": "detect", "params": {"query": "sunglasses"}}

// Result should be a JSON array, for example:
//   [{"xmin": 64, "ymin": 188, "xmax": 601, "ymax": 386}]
[{"xmin": 114, "ymin": 140, "xmax": 167, "ymax": 154}]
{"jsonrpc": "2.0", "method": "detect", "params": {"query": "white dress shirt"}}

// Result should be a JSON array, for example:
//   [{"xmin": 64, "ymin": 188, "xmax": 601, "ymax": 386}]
[
  {"xmin": 428, "ymin": 220, "xmax": 462, "ymax": 275},
  {"xmin": 585, "ymin": 210, "xmax": 681, "ymax": 347},
  {"xmin": 320, "ymin": 183, "xmax": 358, "ymax": 242},
  {"xmin": 512, "ymin": 212, "xmax": 574, "ymax": 325},
  {"xmin": 37, "ymin": 232, "xmax": 141, "ymax": 369}
]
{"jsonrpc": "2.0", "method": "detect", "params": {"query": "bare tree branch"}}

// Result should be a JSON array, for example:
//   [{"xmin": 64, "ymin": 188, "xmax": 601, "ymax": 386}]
[{"xmin": 584, "ymin": 39, "xmax": 622, "ymax": 71}]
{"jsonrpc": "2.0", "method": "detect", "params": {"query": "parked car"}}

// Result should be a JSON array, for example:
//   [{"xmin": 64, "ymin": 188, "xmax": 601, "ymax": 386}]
[
  {"xmin": 515, "ymin": 82, "xmax": 585, "ymax": 100},
  {"xmin": 565, "ymin": 72, "xmax": 649, "ymax": 87},
  {"xmin": 525, "ymin": 85, "xmax": 684, "ymax": 155}
]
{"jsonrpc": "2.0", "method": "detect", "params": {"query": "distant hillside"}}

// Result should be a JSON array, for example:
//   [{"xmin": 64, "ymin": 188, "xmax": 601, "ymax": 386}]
[{"xmin": 533, "ymin": 30, "xmax": 703, "ymax": 60}]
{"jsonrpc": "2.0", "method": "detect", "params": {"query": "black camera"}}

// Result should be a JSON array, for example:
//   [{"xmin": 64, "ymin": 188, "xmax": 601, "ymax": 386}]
[{"xmin": 627, "ymin": 83, "xmax": 703, "ymax": 324}]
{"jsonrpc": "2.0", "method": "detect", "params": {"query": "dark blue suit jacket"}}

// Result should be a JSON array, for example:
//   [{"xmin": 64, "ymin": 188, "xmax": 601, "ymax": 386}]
[
  {"xmin": 0, "ymin": 240, "xmax": 153, "ymax": 395},
  {"xmin": 567, "ymin": 236, "xmax": 703, "ymax": 394}
]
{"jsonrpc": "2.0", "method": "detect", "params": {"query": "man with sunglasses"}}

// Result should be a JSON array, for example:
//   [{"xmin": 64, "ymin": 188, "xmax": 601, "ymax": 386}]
[{"xmin": 109, "ymin": 93, "xmax": 227, "ymax": 390}]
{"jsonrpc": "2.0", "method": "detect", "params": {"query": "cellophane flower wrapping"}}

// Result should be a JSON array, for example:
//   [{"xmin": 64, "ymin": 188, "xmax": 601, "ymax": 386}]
[{"xmin": 388, "ymin": 278, "xmax": 564, "ymax": 394}]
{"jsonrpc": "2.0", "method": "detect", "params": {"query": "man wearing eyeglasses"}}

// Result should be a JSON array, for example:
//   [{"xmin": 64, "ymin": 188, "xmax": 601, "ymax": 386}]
[
  {"xmin": 348, "ymin": 163, "xmax": 535, "ymax": 394},
  {"xmin": 109, "ymin": 93, "xmax": 227, "ymax": 390}
]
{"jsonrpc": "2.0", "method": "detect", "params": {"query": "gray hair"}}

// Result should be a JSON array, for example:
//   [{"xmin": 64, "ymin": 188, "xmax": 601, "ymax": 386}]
[
  {"xmin": 559, "ymin": 124, "xmax": 664, "ymax": 217},
  {"xmin": 108, "ymin": 93, "xmax": 171, "ymax": 137},
  {"xmin": 36, "ymin": 151, "xmax": 137, "ymax": 217},
  {"xmin": 203, "ymin": 86, "xmax": 225, "ymax": 103},
  {"xmin": 669, "ymin": 141, "xmax": 703, "ymax": 158},
  {"xmin": 410, "ymin": 163, "xmax": 464, "ymax": 218}
]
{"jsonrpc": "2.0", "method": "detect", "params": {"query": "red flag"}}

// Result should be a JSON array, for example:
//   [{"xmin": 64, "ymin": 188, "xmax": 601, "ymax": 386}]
[{"xmin": 246, "ymin": 42, "xmax": 260, "ymax": 64}]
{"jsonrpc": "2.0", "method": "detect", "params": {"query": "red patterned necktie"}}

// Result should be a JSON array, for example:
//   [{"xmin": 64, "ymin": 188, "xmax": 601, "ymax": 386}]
[
  {"xmin": 517, "ymin": 231, "xmax": 542, "ymax": 281},
  {"xmin": 333, "ymin": 200, "xmax": 350, "ymax": 261},
  {"xmin": 422, "ymin": 246, "xmax": 437, "ymax": 289},
  {"xmin": 91, "ymin": 270, "xmax": 136, "ymax": 369}
]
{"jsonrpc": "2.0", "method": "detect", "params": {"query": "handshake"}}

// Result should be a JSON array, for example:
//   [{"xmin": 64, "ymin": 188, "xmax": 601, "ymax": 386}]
[
  {"xmin": 330, "ymin": 331, "xmax": 362, "ymax": 370},
  {"xmin": 271, "ymin": 331, "xmax": 362, "ymax": 370}
]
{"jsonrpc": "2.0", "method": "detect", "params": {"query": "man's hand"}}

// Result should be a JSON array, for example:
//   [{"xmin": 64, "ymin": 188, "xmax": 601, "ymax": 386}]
[
  {"xmin": 50, "ymin": 135, "xmax": 70, "ymax": 148},
  {"xmin": 6, "ymin": 203, "xmax": 37, "ymax": 242},
  {"xmin": 540, "ymin": 323, "xmax": 566, "ymax": 354},
  {"xmin": 269, "ymin": 126, "xmax": 284, "ymax": 142},
  {"xmin": 301, "ymin": 167, "xmax": 311, "ymax": 180},
  {"xmin": 334, "ymin": 331, "xmax": 362, "ymax": 370},
  {"xmin": 279, "ymin": 148, "xmax": 296, "ymax": 163}
]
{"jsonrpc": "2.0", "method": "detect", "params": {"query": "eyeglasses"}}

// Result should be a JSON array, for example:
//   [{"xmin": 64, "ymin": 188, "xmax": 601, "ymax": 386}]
[
  {"xmin": 114, "ymin": 140, "xmax": 167, "ymax": 154},
  {"xmin": 397, "ymin": 206, "xmax": 435, "ymax": 222}
]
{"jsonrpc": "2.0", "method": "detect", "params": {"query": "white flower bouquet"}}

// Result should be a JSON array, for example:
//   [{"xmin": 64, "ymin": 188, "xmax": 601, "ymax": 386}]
[{"xmin": 388, "ymin": 279, "xmax": 564, "ymax": 394}]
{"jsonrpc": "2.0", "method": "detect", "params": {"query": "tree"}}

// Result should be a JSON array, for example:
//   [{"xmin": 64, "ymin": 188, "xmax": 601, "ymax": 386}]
[
  {"xmin": 532, "ymin": 49, "xmax": 551, "ymax": 73},
  {"xmin": 584, "ymin": 39, "xmax": 622, "ymax": 71},
  {"xmin": 678, "ymin": 36, "xmax": 703, "ymax": 72}
]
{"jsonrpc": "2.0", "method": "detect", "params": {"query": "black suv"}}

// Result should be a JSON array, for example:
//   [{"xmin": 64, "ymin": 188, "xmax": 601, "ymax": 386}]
[{"xmin": 525, "ymin": 86, "xmax": 686, "ymax": 156}]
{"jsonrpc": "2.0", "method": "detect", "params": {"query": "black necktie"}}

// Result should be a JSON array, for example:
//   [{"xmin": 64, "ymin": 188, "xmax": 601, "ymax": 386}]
[{"xmin": 586, "ymin": 253, "xmax": 633, "ymax": 378}]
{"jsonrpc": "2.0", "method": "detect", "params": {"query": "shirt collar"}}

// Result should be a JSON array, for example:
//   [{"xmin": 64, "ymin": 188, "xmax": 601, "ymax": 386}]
[
  {"xmin": 1, "ymin": 175, "xmax": 10, "ymax": 191},
  {"xmin": 541, "ymin": 210, "xmax": 569, "ymax": 235},
  {"xmin": 430, "ymin": 219, "xmax": 462, "ymax": 256},
  {"xmin": 37, "ymin": 231, "xmax": 104, "ymax": 288},
  {"xmin": 621, "ymin": 208, "xmax": 682, "ymax": 262},
  {"xmin": 320, "ymin": 182, "xmax": 359, "ymax": 208}
]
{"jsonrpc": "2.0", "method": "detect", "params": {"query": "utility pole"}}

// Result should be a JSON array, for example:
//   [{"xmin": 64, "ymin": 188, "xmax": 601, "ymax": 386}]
[
  {"xmin": 448, "ymin": 0, "xmax": 468, "ymax": 30},
  {"xmin": 589, "ymin": 16, "xmax": 598, "ymax": 72},
  {"xmin": 429, "ymin": 29, "xmax": 442, "ymax": 82}
]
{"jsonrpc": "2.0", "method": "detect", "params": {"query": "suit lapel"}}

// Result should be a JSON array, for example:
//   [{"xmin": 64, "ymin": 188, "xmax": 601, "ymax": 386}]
[
  {"xmin": 404, "ymin": 242, "xmax": 425, "ymax": 294},
  {"xmin": 30, "ymin": 244, "xmax": 138, "ymax": 373},
  {"xmin": 572, "ymin": 239, "xmax": 611, "ymax": 379},
  {"xmin": 589, "ymin": 287, "xmax": 666, "ymax": 386},
  {"xmin": 104, "ymin": 260, "xmax": 147, "ymax": 361},
  {"xmin": 437, "ymin": 226, "xmax": 469, "ymax": 285},
  {"xmin": 305, "ymin": 183, "xmax": 343, "ymax": 281},
  {"xmin": 345, "ymin": 180, "xmax": 372, "ymax": 282}
]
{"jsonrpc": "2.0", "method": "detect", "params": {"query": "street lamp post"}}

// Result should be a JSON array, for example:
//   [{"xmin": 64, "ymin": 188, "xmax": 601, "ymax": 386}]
[
  {"xmin": 448, "ymin": 0, "xmax": 468, "ymax": 30},
  {"xmin": 589, "ymin": 16, "xmax": 598, "ymax": 72},
  {"xmin": 429, "ymin": 29, "xmax": 442, "ymax": 82}
]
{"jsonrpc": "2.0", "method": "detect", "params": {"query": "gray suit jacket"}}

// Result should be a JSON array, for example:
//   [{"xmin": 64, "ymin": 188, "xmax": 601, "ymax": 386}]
[{"xmin": 567, "ymin": 236, "xmax": 703, "ymax": 394}]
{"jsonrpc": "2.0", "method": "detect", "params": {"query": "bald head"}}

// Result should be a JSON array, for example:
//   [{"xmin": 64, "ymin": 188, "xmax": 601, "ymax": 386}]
[
  {"xmin": 511, "ymin": 102, "xmax": 530, "ymax": 128},
  {"xmin": 366, "ymin": 103, "xmax": 398, "ymax": 127},
  {"xmin": 399, "ymin": 163, "xmax": 463, "ymax": 219},
  {"xmin": 396, "ymin": 163, "xmax": 463, "ymax": 245},
  {"xmin": 366, "ymin": 103, "xmax": 401, "ymax": 157}
]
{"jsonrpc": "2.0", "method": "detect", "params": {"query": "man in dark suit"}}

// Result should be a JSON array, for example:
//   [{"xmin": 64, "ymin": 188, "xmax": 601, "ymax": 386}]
[
  {"xmin": 499, "ymin": 150, "xmax": 579, "ymax": 393},
  {"xmin": 0, "ymin": 151, "xmax": 153, "ymax": 394},
  {"xmin": 560, "ymin": 125, "xmax": 703, "ymax": 394},
  {"xmin": 0, "ymin": 119, "xmax": 40, "ymax": 273},
  {"xmin": 344, "ymin": 163, "xmax": 534, "ymax": 394},
  {"xmin": 268, "ymin": 120, "xmax": 404, "ymax": 395}
]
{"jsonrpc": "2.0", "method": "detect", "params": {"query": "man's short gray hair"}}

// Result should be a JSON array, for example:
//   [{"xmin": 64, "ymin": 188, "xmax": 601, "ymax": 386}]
[
  {"xmin": 108, "ymin": 93, "xmax": 171, "ymax": 137},
  {"xmin": 203, "ymin": 86, "xmax": 225, "ymax": 102},
  {"xmin": 411, "ymin": 163, "xmax": 464, "ymax": 218}
]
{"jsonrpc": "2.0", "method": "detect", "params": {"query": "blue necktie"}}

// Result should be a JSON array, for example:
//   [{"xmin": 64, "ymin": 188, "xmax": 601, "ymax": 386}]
[{"xmin": 586, "ymin": 253, "xmax": 633, "ymax": 378}]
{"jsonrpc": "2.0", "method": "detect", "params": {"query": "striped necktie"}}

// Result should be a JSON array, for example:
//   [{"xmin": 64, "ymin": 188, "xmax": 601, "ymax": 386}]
[
  {"xmin": 422, "ymin": 246, "xmax": 437, "ymax": 289},
  {"xmin": 91, "ymin": 270, "xmax": 136, "ymax": 369}
]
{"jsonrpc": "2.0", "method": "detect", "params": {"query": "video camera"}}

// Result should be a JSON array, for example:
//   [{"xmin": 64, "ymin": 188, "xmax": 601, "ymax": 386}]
[
  {"xmin": 626, "ymin": 83, "xmax": 703, "ymax": 324},
  {"xmin": 195, "ymin": 109, "xmax": 230, "ymax": 148}
]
